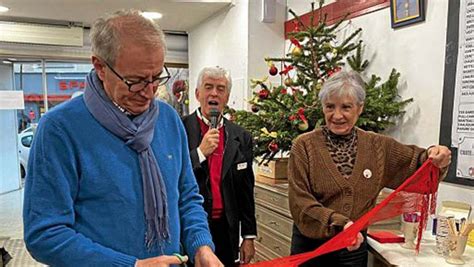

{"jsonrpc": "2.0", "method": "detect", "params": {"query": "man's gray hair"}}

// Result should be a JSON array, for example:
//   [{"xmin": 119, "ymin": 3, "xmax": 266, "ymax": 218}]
[
  {"xmin": 90, "ymin": 9, "xmax": 167, "ymax": 66},
  {"xmin": 318, "ymin": 70, "xmax": 366, "ymax": 105},
  {"xmin": 197, "ymin": 66, "xmax": 232, "ymax": 92}
]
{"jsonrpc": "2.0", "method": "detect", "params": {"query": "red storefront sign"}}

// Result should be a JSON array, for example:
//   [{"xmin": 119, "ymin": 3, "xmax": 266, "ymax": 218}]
[
  {"xmin": 24, "ymin": 94, "xmax": 73, "ymax": 102},
  {"xmin": 59, "ymin": 80, "xmax": 86, "ymax": 90}
]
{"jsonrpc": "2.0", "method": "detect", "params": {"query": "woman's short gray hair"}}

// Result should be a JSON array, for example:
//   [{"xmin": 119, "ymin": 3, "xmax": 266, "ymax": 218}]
[
  {"xmin": 197, "ymin": 66, "xmax": 232, "ymax": 93},
  {"xmin": 318, "ymin": 70, "xmax": 366, "ymax": 104},
  {"xmin": 90, "ymin": 9, "xmax": 167, "ymax": 66}
]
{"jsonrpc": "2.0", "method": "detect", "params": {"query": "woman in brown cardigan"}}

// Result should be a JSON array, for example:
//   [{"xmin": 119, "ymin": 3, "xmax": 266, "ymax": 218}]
[{"xmin": 288, "ymin": 70, "xmax": 451, "ymax": 266}]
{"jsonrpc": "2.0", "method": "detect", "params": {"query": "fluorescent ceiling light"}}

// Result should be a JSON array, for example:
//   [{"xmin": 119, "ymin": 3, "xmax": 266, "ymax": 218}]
[
  {"xmin": 0, "ymin": 6, "xmax": 9, "ymax": 12},
  {"xmin": 141, "ymin": 12, "xmax": 163, "ymax": 20}
]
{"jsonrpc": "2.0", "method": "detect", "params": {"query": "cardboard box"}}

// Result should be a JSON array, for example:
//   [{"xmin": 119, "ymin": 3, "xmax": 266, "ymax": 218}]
[
  {"xmin": 438, "ymin": 201, "xmax": 471, "ymax": 220},
  {"xmin": 257, "ymin": 158, "xmax": 288, "ymax": 179},
  {"xmin": 256, "ymin": 173, "xmax": 288, "ymax": 185}
]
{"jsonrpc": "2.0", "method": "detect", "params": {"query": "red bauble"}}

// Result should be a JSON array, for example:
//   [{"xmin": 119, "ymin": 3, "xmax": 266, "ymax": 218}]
[
  {"xmin": 268, "ymin": 142, "xmax": 279, "ymax": 152},
  {"xmin": 269, "ymin": 65, "xmax": 278, "ymax": 76},
  {"xmin": 251, "ymin": 105, "xmax": 259, "ymax": 113},
  {"xmin": 259, "ymin": 89, "xmax": 270, "ymax": 99},
  {"xmin": 280, "ymin": 88, "xmax": 287, "ymax": 94}
]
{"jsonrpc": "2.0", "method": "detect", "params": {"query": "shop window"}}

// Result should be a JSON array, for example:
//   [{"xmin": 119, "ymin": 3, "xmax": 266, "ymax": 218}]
[{"xmin": 14, "ymin": 61, "xmax": 92, "ymax": 132}]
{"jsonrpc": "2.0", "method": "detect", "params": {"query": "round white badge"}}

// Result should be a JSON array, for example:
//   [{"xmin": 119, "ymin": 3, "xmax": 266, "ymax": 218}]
[{"xmin": 363, "ymin": 169, "xmax": 372, "ymax": 179}]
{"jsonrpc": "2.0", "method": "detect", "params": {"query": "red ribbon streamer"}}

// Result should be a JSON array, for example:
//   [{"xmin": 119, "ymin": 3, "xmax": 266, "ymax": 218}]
[
  {"xmin": 246, "ymin": 160, "xmax": 439, "ymax": 267},
  {"xmin": 279, "ymin": 64, "xmax": 294, "ymax": 75},
  {"xmin": 290, "ymin": 38, "xmax": 302, "ymax": 48}
]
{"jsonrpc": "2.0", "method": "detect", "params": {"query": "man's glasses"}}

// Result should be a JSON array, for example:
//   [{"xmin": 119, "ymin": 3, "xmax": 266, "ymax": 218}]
[{"xmin": 103, "ymin": 61, "xmax": 170, "ymax": 93}]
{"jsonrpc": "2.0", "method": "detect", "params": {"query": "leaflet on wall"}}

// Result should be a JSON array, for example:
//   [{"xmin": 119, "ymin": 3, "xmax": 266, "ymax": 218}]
[
  {"xmin": 0, "ymin": 91, "xmax": 24, "ymax": 110},
  {"xmin": 452, "ymin": 0, "xmax": 474, "ymax": 179}
]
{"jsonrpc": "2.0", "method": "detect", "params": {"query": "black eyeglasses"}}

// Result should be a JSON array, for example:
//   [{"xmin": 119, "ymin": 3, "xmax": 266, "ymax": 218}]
[{"xmin": 103, "ymin": 61, "xmax": 170, "ymax": 93}]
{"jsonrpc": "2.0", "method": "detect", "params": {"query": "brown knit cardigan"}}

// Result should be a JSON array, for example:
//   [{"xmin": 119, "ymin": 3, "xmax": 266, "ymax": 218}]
[{"xmin": 288, "ymin": 127, "xmax": 431, "ymax": 240}]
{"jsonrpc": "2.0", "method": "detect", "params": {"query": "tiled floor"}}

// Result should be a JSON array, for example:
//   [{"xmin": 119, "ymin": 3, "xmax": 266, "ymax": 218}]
[
  {"xmin": 0, "ymin": 189, "xmax": 23, "ymax": 240},
  {"xmin": 0, "ymin": 188, "xmax": 44, "ymax": 266}
]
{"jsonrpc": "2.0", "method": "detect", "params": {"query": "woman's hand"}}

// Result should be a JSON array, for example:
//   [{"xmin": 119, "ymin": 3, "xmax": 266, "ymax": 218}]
[
  {"xmin": 427, "ymin": 145, "xmax": 451, "ymax": 169},
  {"xmin": 344, "ymin": 221, "xmax": 364, "ymax": 251}
]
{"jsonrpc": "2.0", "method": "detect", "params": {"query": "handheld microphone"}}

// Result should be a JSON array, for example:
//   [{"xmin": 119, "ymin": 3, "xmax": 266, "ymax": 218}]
[{"xmin": 209, "ymin": 108, "xmax": 220, "ymax": 129}]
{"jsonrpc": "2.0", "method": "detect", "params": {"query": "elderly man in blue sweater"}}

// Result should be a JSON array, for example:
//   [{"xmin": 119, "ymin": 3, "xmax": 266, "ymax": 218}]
[{"xmin": 23, "ymin": 10, "xmax": 222, "ymax": 267}]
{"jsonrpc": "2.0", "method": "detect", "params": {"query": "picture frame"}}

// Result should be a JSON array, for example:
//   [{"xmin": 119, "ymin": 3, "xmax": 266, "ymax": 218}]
[{"xmin": 390, "ymin": 0, "xmax": 425, "ymax": 28}]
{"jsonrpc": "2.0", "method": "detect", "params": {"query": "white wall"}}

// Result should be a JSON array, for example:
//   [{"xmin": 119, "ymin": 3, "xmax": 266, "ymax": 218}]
[
  {"xmin": 188, "ymin": 1, "xmax": 249, "ymax": 112},
  {"xmin": 248, "ymin": 0, "xmax": 287, "ymax": 109},
  {"xmin": 188, "ymin": 0, "xmax": 287, "ymax": 112},
  {"xmin": 286, "ymin": 1, "xmax": 473, "ymax": 208}
]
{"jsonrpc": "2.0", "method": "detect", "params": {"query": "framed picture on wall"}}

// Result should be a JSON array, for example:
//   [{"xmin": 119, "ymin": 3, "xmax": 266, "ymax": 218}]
[{"xmin": 390, "ymin": 0, "xmax": 425, "ymax": 28}]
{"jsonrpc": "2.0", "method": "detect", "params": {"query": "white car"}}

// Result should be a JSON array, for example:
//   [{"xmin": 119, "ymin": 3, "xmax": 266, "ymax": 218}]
[{"xmin": 18, "ymin": 130, "xmax": 33, "ymax": 179}]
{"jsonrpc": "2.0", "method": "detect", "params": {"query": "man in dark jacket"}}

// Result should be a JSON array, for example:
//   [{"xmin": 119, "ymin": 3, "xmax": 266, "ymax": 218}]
[{"xmin": 183, "ymin": 66, "xmax": 257, "ymax": 266}]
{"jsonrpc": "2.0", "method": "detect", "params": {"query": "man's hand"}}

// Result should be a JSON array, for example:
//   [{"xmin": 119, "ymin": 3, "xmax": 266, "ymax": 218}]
[
  {"xmin": 136, "ymin": 254, "xmax": 188, "ymax": 267},
  {"xmin": 427, "ymin": 145, "xmax": 451, "ymax": 169},
  {"xmin": 344, "ymin": 221, "xmax": 364, "ymax": 251},
  {"xmin": 199, "ymin": 128, "xmax": 220, "ymax": 157},
  {"xmin": 194, "ymin": 246, "xmax": 223, "ymax": 267},
  {"xmin": 239, "ymin": 239, "xmax": 255, "ymax": 264}
]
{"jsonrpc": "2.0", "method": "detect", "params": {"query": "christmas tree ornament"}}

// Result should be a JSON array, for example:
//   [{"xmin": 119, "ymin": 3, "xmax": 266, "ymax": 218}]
[
  {"xmin": 251, "ymin": 105, "xmax": 259, "ymax": 113},
  {"xmin": 258, "ymin": 89, "xmax": 270, "ymax": 99},
  {"xmin": 323, "ymin": 42, "xmax": 333, "ymax": 51},
  {"xmin": 268, "ymin": 141, "xmax": 279, "ymax": 152},
  {"xmin": 284, "ymin": 78, "xmax": 293, "ymax": 87},
  {"xmin": 269, "ymin": 64, "xmax": 278, "ymax": 76},
  {"xmin": 250, "ymin": 76, "xmax": 269, "ymax": 89},
  {"xmin": 290, "ymin": 37, "xmax": 302, "ymax": 48},
  {"xmin": 279, "ymin": 64, "xmax": 294, "ymax": 75},
  {"xmin": 298, "ymin": 120, "xmax": 309, "ymax": 131},
  {"xmin": 292, "ymin": 46, "xmax": 303, "ymax": 57}
]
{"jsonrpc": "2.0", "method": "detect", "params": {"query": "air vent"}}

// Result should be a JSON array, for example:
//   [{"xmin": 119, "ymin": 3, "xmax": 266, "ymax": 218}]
[{"xmin": 0, "ymin": 21, "xmax": 83, "ymax": 47}]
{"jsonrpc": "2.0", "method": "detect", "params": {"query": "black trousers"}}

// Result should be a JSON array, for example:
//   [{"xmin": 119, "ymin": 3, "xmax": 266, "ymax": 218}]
[
  {"xmin": 290, "ymin": 225, "xmax": 368, "ymax": 267},
  {"xmin": 188, "ymin": 217, "xmax": 237, "ymax": 267}
]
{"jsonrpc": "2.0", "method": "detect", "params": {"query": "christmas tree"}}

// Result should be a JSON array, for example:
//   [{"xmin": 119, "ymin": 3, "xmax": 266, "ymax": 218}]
[{"xmin": 229, "ymin": 1, "xmax": 413, "ymax": 161}]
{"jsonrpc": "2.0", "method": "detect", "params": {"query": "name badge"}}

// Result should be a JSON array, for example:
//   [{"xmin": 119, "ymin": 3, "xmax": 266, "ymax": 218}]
[
  {"xmin": 363, "ymin": 169, "xmax": 372, "ymax": 179},
  {"xmin": 237, "ymin": 162, "xmax": 247, "ymax": 170}
]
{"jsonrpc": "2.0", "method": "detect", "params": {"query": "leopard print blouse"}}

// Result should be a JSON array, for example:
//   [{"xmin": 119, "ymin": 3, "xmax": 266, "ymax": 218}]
[{"xmin": 322, "ymin": 126, "xmax": 358, "ymax": 179}]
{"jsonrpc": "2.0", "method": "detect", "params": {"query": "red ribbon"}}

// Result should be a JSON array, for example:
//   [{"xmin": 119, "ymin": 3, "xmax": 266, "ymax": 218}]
[
  {"xmin": 245, "ymin": 160, "xmax": 439, "ymax": 267},
  {"xmin": 279, "ymin": 64, "xmax": 294, "ymax": 75},
  {"xmin": 290, "ymin": 38, "xmax": 302, "ymax": 48}
]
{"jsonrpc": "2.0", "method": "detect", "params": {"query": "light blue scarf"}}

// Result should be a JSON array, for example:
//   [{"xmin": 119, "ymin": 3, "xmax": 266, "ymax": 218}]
[{"xmin": 83, "ymin": 70, "xmax": 169, "ymax": 249}]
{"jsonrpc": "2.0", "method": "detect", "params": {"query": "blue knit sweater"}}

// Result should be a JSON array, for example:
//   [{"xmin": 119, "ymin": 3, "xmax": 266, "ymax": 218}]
[{"xmin": 23, "ymin": 97, "xmax": 214, "ymax": 266}]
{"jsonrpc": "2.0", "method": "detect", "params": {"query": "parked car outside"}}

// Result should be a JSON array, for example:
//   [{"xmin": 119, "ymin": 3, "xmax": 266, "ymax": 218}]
[{"xmin": 18, "ymin": 125, "xmax": 35, "ymax": 179}]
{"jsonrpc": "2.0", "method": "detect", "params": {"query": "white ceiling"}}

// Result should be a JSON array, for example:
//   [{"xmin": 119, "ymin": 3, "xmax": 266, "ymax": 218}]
[{"xmin": 0, "ymin": 0, "xmax": 232, "ymax": 32}]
